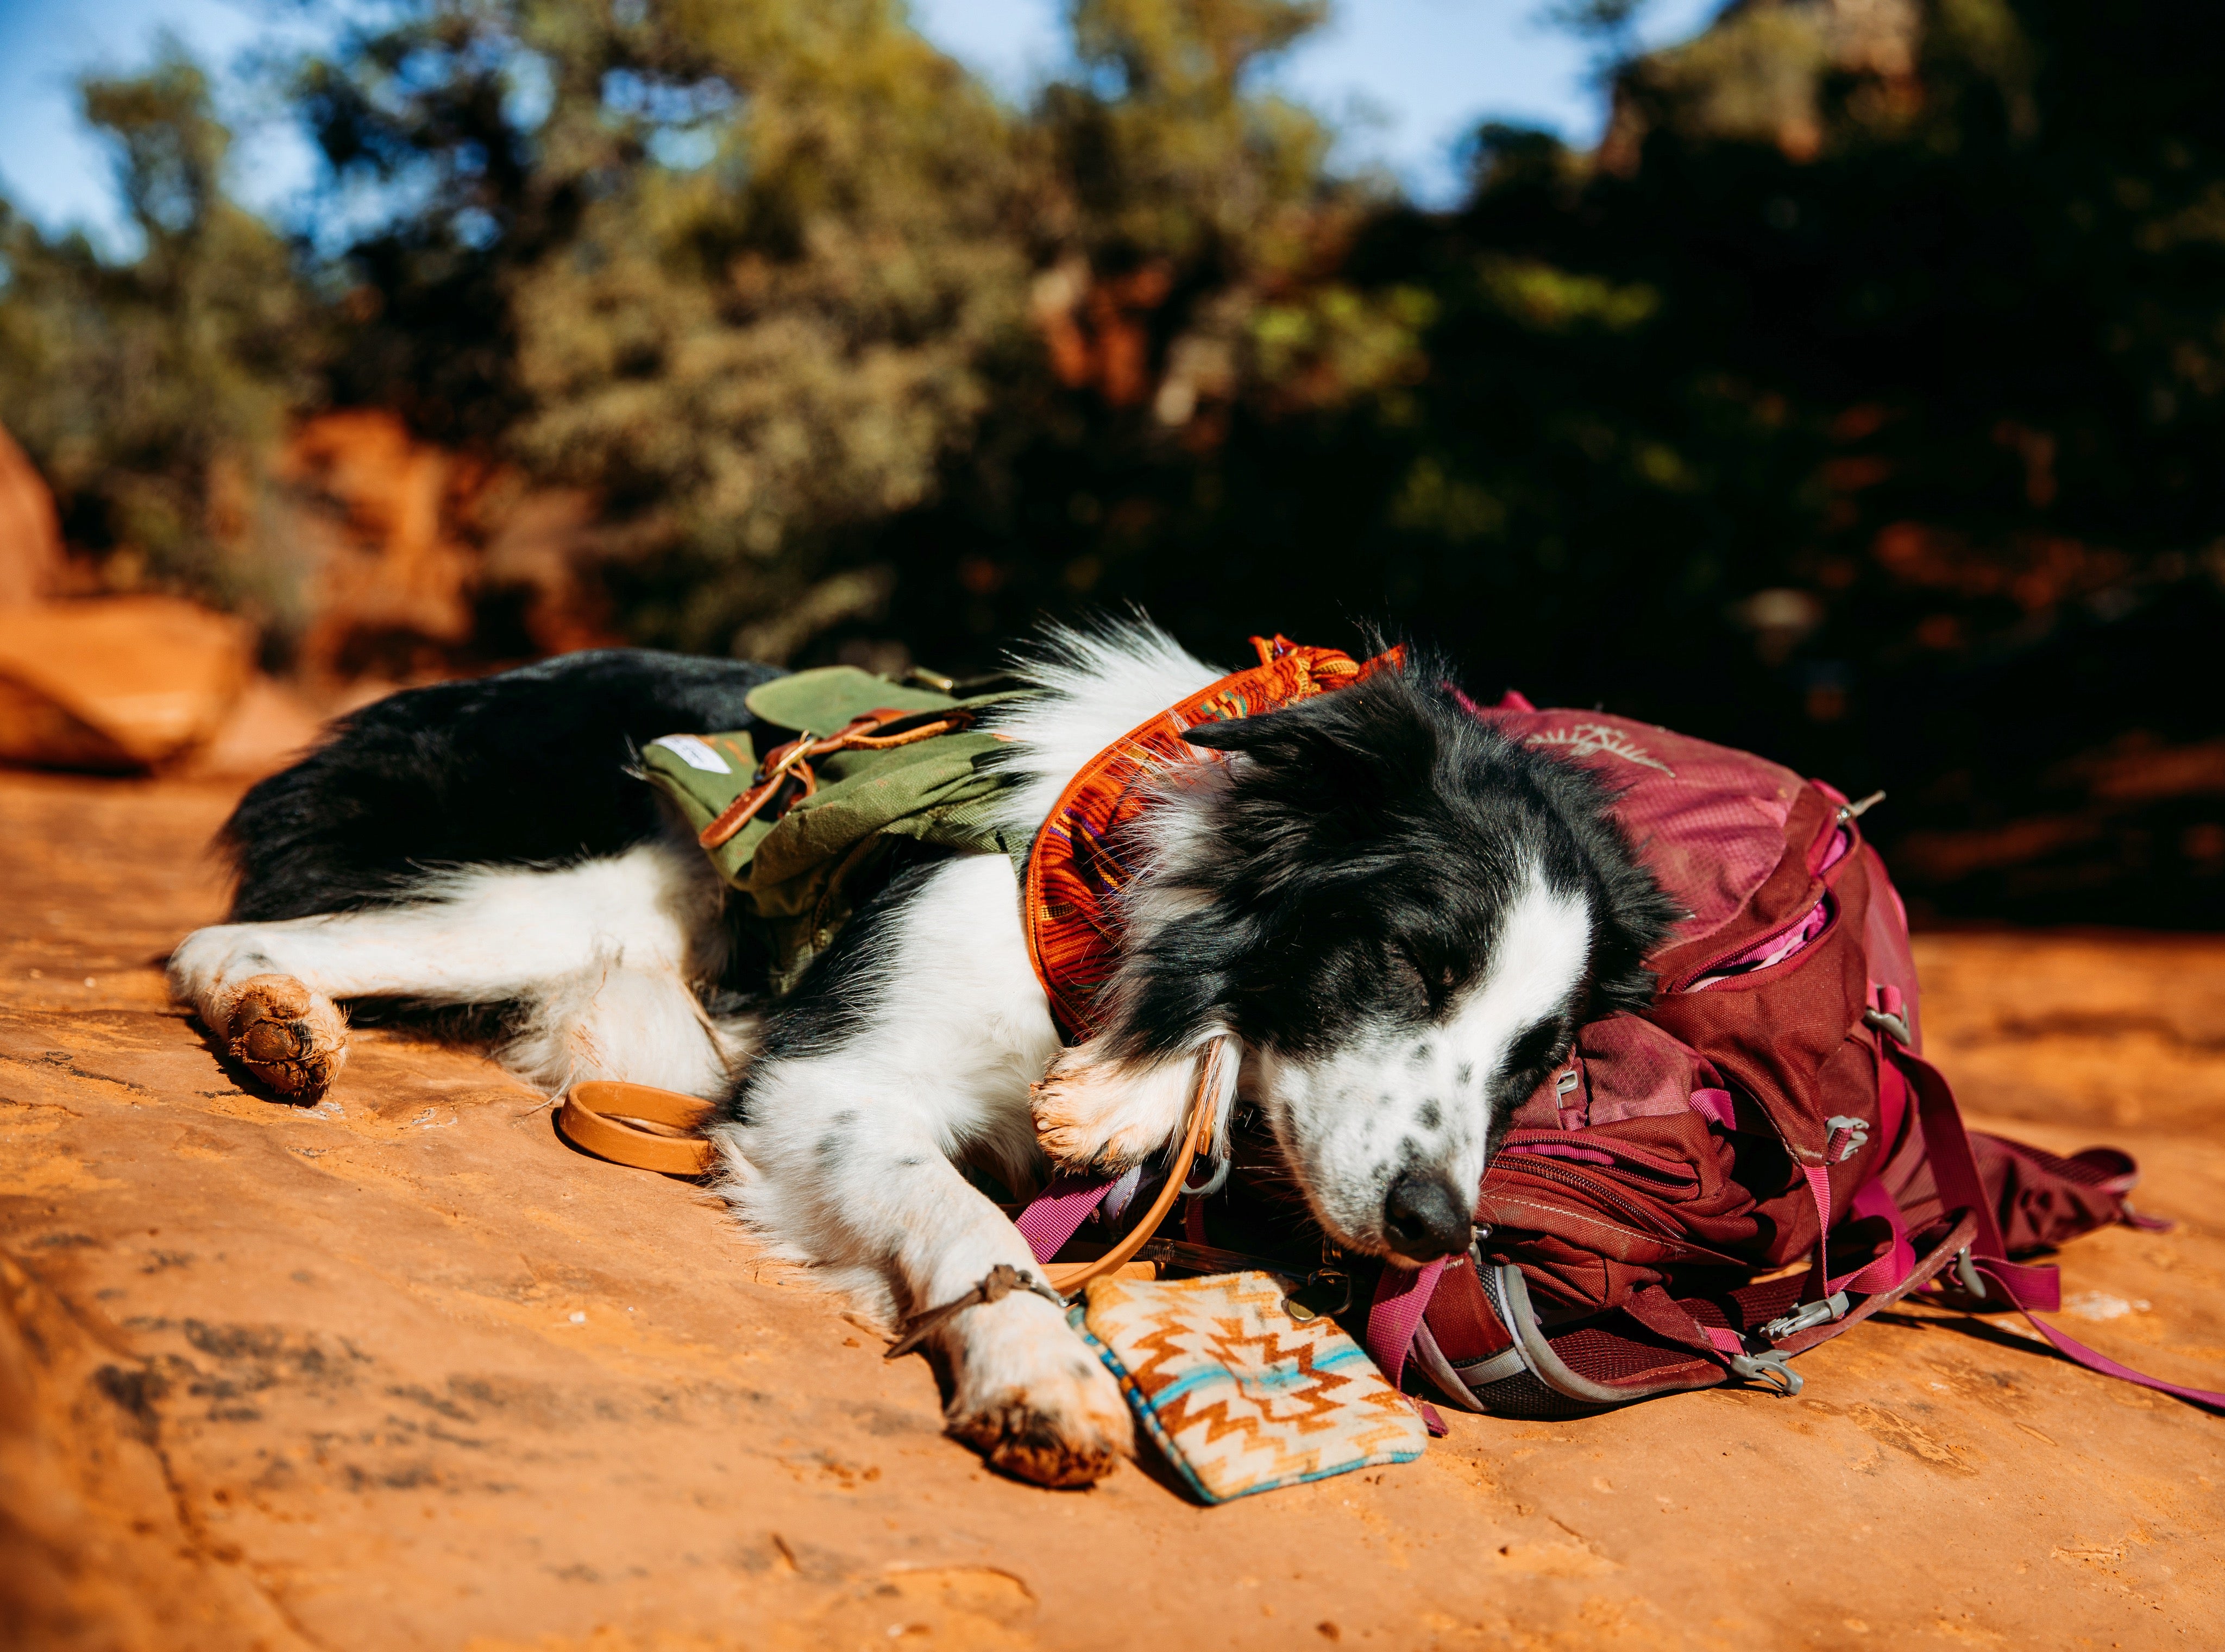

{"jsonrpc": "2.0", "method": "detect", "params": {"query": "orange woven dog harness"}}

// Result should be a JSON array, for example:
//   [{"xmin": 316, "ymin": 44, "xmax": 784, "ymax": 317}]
[{"xmin": 1023, "ymin": 634, "xmax": 1401, "ymax": 1042}]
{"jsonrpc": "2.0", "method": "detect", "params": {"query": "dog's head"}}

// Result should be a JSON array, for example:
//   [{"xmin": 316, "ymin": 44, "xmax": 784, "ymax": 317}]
[{"xmin": 1031, "ymin": 653, "xmax": 1680, "ymax": 1265}]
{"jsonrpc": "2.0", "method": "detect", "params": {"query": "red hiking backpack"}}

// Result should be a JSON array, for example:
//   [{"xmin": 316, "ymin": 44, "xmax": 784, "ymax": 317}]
[
  {"xmin": 1008, "ymin": 675, "xmax": 2220, "ymax": 1421},
  {"xmin": 1362, "ymin": 695, "xmax": 2222, "ymax": 1420}
]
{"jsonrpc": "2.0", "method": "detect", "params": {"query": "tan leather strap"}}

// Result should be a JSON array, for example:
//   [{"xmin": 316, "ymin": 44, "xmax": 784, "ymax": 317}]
[
  {"xmin": 558, "ymin": 1081, "xmax": 715, "ymax": 1176},
  {"xmin": 878, "ymin": 1037, "xmax": 1233, "ymax": 1359},
  {"xmin": 698, "ymin": 707, "xmax": 976, "ymax": 849}
]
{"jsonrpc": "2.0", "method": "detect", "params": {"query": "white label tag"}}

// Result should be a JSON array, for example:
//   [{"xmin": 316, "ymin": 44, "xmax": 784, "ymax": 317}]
[{"xmin": 648, "ymin": 734, "xmax": 731, "ymax": 774}]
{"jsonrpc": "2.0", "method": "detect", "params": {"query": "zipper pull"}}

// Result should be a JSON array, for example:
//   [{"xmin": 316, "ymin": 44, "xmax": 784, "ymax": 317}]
[{"xmin": 1836, "ymin": 789, "xmax": 1885, "ymax": 825}]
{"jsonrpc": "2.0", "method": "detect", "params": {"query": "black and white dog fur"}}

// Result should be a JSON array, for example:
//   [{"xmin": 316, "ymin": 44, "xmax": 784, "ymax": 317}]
[{"xmin": 168, "ymin": 619, "xmax": 1675, "ymax": 1487}]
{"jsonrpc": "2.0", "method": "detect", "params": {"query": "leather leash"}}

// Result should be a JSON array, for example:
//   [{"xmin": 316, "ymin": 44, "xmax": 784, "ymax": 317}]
[
  {"xmin": 1038, "ymin": 1032, "xmax": 1229, "ymax": 1292},
  {"xmin": 558, "ymin": 1081, "xmax": 715, "ymax": 1176},
  {"xmin": 552, "ymin": 1035, "xmax": 1233, "ymax": 1303}
]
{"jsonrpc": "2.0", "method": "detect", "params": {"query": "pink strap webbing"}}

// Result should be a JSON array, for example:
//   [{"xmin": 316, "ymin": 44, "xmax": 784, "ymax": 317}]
[
  {"xmin": 1903, "ymin": 1052, "xmax": 2057, "ymax": 1306},
  {"xmin": 1849, "ymin": 1176, "xmax": 1916, "ymax": 1290},
  {"xmin": 1014, "ymin": 1174, "xmax": 1116, "ymax": 1265},
  {"xmin": 1974, "ymin": 1260, "xmax": 2225, "ymax": 1412},
  {"xmin": 1796, "ymin": 1168, "xmax": 1915, "ymax": 1301},
  {"xmin": 1903, "ymin": 1052, "xmax": 2225, "ymax": 1411},
  {"xmin": 1365, "ymin": 1257, "xmax": 1448, "ymax": 1391}
]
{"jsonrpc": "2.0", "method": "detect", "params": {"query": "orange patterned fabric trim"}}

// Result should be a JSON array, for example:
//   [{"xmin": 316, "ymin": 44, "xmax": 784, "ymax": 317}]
[{"xmin": 1024, "ymin": 635, "xmax": 1403, "ymax": 1043}]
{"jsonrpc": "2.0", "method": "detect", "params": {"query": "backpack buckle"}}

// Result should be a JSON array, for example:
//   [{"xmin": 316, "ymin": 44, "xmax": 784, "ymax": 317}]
[
  {"xmin": 1726, "ymin": 1349, "xmax": 1804, "ymax": 1396},
  {"xmin": 1283, "ymin": 1240, "xmax": 1353, "ymax": 1322},
  {"xmin": 1863, "ymin": 1006, "xmax": 1913, "ymax": 1046},
  {"xmin": 1760, "ymin": 1290, "xmax": 1850, "ymax": 1343}
]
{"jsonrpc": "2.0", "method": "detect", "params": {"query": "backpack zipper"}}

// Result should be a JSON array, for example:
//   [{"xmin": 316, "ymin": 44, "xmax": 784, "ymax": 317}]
[
  {"xmin": 1675, "ymin": 893, "xmax": 1838, "ymax": 993},
  {"xmin": 1495, "ymin": 1157, "xmax": 1686, "ymax": 1237},
  {"xmin": 1487, "ymin": 1158, "xmax": 1756, "ymax": 1269},
  {"xmin": 1499, "ymin": 1132, "xmax": 1700, "ymax": 1187}
]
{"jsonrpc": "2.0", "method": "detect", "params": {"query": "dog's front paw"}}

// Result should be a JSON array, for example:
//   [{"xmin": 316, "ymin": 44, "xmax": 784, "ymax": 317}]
[
  {"xmin": 220, "ymin": 974, "xmax": 349, "ymax": 1102},
  {"xmin": 942, "ymin": 1292, "xmax": 1132, "ymax": 1489},
  {"xmin": 1030, "ymin": 1040, "xmax": 1192, "ymax": 1173}
]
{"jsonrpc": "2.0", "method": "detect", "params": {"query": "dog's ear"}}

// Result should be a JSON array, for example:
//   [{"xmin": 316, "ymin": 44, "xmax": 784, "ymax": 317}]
[
  {"xmin": 1533, "ymin": 765, "xmax": 1684, "ymax": 1018},
  {"xmin": 1180, "ymin": 666, "xmax": 1444, "ymax": 803},
  {"xmin": 1177, "ymin": 714, "xmax": 1272, "ymax": 754},
  {"xmin": 1585, "ymin": 852, "xmax": 1682, "ymax": 1016}
]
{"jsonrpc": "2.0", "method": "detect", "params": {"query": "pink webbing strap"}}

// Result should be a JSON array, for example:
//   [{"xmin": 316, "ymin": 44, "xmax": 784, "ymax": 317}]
[
  {"xmin": 1015, "ymin": 1174, "xmax": 1117, "ymax": 1265},
  {"xmin": 1365, "ymin": 1257, "xmax": 1448, "ymax": 1391},
  {"xmin": 1903, "ymin": 1052, "xmax": 2225, "ymax": 1412},
  {"xmin": 1973, "ymin": 1259, "xmax": 2225, "ymax": 1412},
  {"xmin": 1902, "ymin": 1054, "xmax": 2058, "ymax": 1307},
  {"xmin": 1796, "ymin": 1039, "xmax": 1916, "ymax": 1301},
  {"xmin": 1798, "ymin": 1166, "xmax": 1906, "ymax": 1298},
  {"xmin": 1848, "ymin": 1177, "xmax": 1915, "ymax": 1290}
]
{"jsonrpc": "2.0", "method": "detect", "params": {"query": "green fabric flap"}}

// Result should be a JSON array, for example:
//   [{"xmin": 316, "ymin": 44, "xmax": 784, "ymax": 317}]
[
  {"xmin": 742, "ymin": 665, "xmax": 957, "ymax": 737},
  {"xmin": 747, "ymin": 730, "xmax": 1013, "ymax": 914},
  {"xmin": 639, "ymin": 733, "xmax": 760, "ymax": 880},
  {"xmin": 637, "ymin": 704, "xmax": 1027, "ymax": 994},
  {"xmin": 747, "ymin": 729, "xmax": 1019, "ymax": 991}
]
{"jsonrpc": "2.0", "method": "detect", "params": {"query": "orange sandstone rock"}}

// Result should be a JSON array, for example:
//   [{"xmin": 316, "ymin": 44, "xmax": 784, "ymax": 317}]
[{"xmin": 0, "ymin": 769, "xmax": 2220, "ymax": 1650}]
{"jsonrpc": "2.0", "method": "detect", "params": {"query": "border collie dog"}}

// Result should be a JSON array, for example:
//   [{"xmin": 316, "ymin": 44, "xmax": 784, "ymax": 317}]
[{"xmin": 169, "ymin": 620, "xmax": 1673, "ymax": 1486}]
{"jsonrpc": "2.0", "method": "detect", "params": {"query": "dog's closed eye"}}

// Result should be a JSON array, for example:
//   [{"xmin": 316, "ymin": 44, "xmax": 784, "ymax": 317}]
[{"xmin": 1392, "ymin": 946, "xmax": 1461, "ymax": 1012}]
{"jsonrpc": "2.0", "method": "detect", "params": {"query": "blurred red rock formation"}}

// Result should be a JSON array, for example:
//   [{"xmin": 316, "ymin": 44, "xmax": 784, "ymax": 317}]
[
  {"xmin": 280, "ymin": 412, "xmax": 619, "ymax": 692},
  {"xmin": 0, "ymin": 597, "xmax": 252, "ymax": 771},
  {"xmin": 0, "ymin": 415, "xmax": 627, "ymax": 777},
  {"xmin": 0, "ymin": 425, "xmax": 65, "ymax": 607}
]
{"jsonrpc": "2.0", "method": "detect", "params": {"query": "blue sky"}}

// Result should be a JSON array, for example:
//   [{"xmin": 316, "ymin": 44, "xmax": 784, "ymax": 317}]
[
  {"xmin": 0, "ymin": 0, "xmax": 1719, "ymax": 256},
  {"xmin": 913, "ymin": 0, "xmax": 1720, "ymax": 197}
]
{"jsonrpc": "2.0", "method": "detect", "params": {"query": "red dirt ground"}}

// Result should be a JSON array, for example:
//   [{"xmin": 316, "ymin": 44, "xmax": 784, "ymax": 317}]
[{"xmin": 2, "ymin": 767, "xmax": 2221, "ymax": 1651}]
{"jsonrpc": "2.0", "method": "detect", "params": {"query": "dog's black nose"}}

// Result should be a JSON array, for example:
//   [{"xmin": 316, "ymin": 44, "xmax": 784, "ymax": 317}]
[{"xmin": 1382, "ymin": 1172, "xmax": 1472, "ymax": 1259}]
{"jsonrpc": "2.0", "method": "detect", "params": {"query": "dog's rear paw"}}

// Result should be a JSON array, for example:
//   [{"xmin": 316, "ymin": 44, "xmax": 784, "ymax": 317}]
[
  {"xmin": 942, "ymin": 1295, "xmax": 1132, "ymax": 1489},
  {"xmin": 221, "ymin": 974, "xmax": 348, "ymax": 1102}
]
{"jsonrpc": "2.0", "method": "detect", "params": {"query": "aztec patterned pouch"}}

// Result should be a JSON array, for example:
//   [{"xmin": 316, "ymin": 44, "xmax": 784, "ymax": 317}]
[{"xmin": 1071, "ymin": 1270, "xmax": 1427, "ymax": 1504}]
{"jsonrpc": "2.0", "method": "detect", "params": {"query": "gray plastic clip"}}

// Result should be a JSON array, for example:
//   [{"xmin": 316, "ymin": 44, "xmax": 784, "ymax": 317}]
[
  {"xmin": 1836, "ymin": 789, "xmax": 1887, "ymax": 824},
  {"xmin": 1953, "ymin": 1246, "xmax": 1988, "ymax": 1300},
  {"xmin": 1760, "ymin": 1290, "xmax": 1851, "ymax": 1343},
  {"xmin": 1862, "ymin": 1007, "xmax": 1913, "ymax": 1047},
  {"xmin": 1727, "ymin": 1349, "xmax": 1804, "ymax": 1396}
]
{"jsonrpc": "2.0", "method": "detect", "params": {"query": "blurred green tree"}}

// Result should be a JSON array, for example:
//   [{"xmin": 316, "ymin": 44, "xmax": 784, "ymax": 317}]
[
  {"xmin": 888, "ymin": 0, "xmax": 2225, "ymax": 921},
  {"xmin": 298, "ymin": 0, "xmax": 1044, "ymax": 657},
  {"xmin": 2, "ymin": 0, "xmax": 2221, "ymax": 919},
  {"xmin": 297, "ymin": 0, "xmax": 1385, "ymax": 659},
  {"xmin": 0, "ymin": 51, "xmax": 324, "ymax": 634}
]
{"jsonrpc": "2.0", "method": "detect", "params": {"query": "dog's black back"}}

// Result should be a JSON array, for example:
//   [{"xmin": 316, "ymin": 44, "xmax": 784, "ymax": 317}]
[{"xmin": 222, "ymin": 650, "xmax": 782, "ymax": 921}]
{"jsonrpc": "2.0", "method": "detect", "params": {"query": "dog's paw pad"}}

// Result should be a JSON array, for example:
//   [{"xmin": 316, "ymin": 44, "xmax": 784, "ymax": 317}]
[
  {"xmin": 947, "ymin": 1386, "xmax": 1129, "ymax": 1489},
  {"xmin": 222, "ymin": 974, "xmax": 348, "ymax": 1102},
  {"xmin": 944, "ymin": 1302, "xmax": 1133, "ymax": 1489}
]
